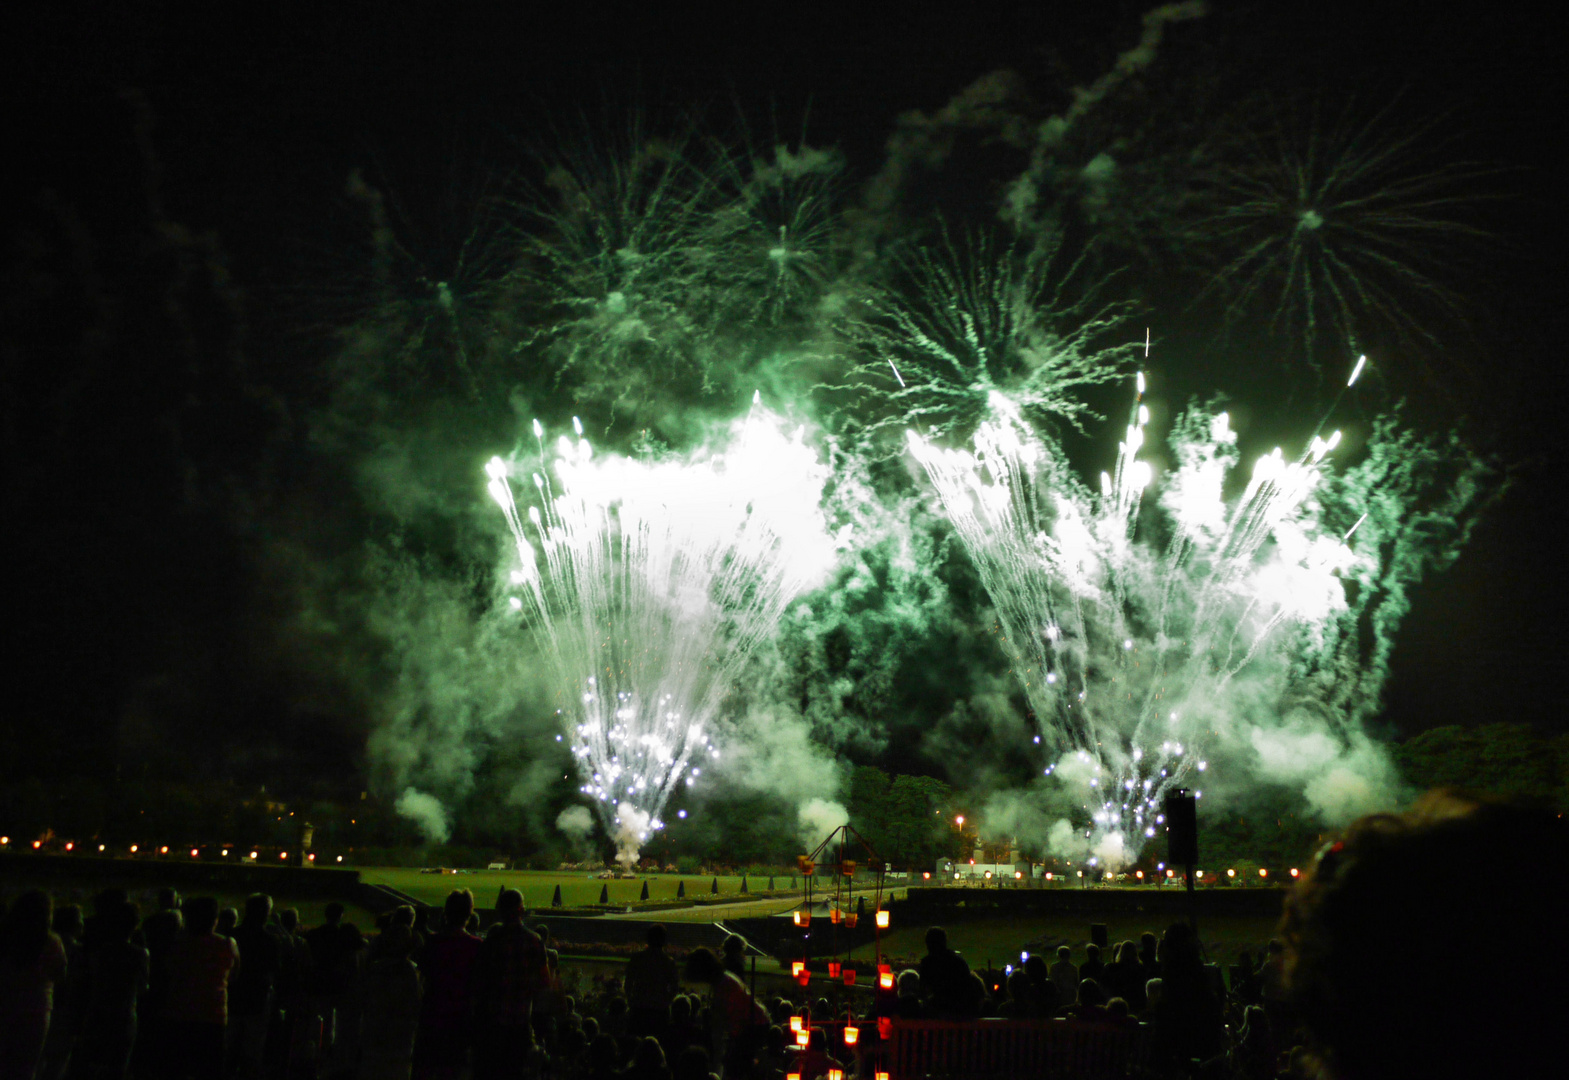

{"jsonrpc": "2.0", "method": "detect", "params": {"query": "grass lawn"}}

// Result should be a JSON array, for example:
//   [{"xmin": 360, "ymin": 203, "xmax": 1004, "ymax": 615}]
[{"xmin": 360, "ymin": 867, "xmax": 797, "ymax": 909}]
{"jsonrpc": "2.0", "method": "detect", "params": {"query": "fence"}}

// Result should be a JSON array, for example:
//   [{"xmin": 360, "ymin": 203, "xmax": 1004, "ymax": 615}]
[{"xmin": 883, "ymin": 1018, "xmax": 1152, "ymax": 1080}]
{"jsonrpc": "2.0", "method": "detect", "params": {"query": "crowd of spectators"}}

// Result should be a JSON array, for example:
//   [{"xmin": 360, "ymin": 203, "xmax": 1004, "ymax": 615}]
[{"xmin": 1, "ymin": 790, "xmax": 1563, "ymax": 1080}]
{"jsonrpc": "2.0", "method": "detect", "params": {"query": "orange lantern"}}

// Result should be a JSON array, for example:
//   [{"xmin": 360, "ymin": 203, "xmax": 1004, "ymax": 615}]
[
  {"xmin": 793, "ymin": 910, "xmax": 811, "ymax": 927},
  {"xmin": 845, "ymin": 913, "xmax": 858, "ymax": 928},
  {"xmin": 879, "ymin": 965, "xmax": 894, "ymax": 991},
  {"xmin": 877, "ymin": 1072, "xmax": 890, "ymax": 1080},
  {"xmin": 797, "ymin": 855, "xmax": 816, "ymax": 875},
  {"xmin": 790, "ymin": 1015, "xmax": 803, "ymax": 1032},
  {"xmin": 788, "ymin": 1074, "xmax": 801, "ymax": 1080},
  {"xmin": 828, "ymin": 961, "xmax": 841, "ymax": 978},
  {"xmin": 841, "ymin": 860, "xmax": 857, "ymax": 877},
  {"xmin": 877, "ymin": 1018, "xmax": 893, "ymax": 1039},
  {"xmin": 844, "ymin": 1026, "xmax": 859, "ymax": 1046},
  {"xmin": 829, "ymin": 908, "xmax": 841, "ymax": 925},
  {"xmin": 795, "ymin": 1030, "xmax": 810, "ymax": 1048},
  {"xmin": 843, "ymin": 968, "xmax": 857, "ymax": 985},
  {"xmin": 792, "ymin": 962, "xmax": 806, "ymax": 979},
  {"xmin": 876, "ymin": 909, "xmax": 890, "ymax": 929},
  {"xmin": 829, "ymin": 1070, "xmax": 844, "ymax": 1080}
]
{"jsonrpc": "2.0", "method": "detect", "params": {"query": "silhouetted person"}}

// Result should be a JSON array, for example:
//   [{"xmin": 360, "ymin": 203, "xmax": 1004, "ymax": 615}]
[
  {"xmin": 161, "ymin": 896, "xmax": 240, "ymax": 1079},
  {"xmin": 1047, "ymin": 945, "xmax": 1078, "ymax": 1006},
  {"xmin": 227, "ymin": 893, "xmax": 281, "ymax": 1079},
  {"xmin": 38, "ymin": 903, "xmax": 84, "ymax": 1080},
  {"xmin": 1150, "ymin": 921, "xmax": 1222, "ymax": 1070},
  {"xmin": 361, "ymin": 908, "xmax": 422, "ymax": 1080},
  {"xmin": 74, "ymin": 899, "xmax": 147, "ymax": 1080},
  {"xmin": 1079, "ymin": 942, "xmax": 1105, "ymax": 987},
  {"xmin": 137, "ymin": 887, "xmax": 183, "ymax": 1075},
  {"xmin": 0, "ymin": 890, "xmax": 69, "ymax": 1079},
  {"xmin": 720, "ymin": 934, "xmax": 746, "ymax": 978},
  {"xmin": 917, "ymin": 927, "xmax": 980, "ymax": 1019},
  {"xmin": 894, "ymin": 969, "xmax": 924, "ymax": 1018},
  {"xmin": 1101, "ymin": 940, "xmax": 1144, "ymax": 1009},
  {"xmin": 474, "ymin": 888, "xmax": 548, "ymax": 1079},
  {"xmin": 684, "ymin": 947, "xmax": 767, "ymax": 1077},
  {"xmin": 790, "ymin": 1027, "xmax": 843, "ymax": 1080},
  {"xmin": 625, "ymin": 1035, "xmax": 673, "ymax": 1080},
  {"xmin": 625, "ymin": 924, "xmax": 679, "ymax": 1040},
  {"xmin": 1137, "ymin": 932, "xmax": 1159, "ymax": 988},
  {"xmin": 415, "ymin": 890, "xmax": 483, "ymax": 1080},
  {"xmin": 1065, "ymin": 977, "xmax": 1109, "ymax": 1022},
  {"xmin": 307, "ymin": 901, "xmax": 356, "ymax": 1058},
  {"xmin": 1282, "ymin": 790, "xmax": 1569, "ymax": 1080},
  {"xmin": 217, "ymin": 907, "xmax": 239, "ymax": 939}
]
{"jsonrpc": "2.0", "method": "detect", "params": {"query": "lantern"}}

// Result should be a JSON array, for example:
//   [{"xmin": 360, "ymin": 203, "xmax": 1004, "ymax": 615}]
[
  {"xmin": 793, "ymin": 910, "xmax": 811, "ymax": 927},
  {"xmin": 843, "ymin": 969, "xmax": 856, "ymax": 985},
  {"xmin": 877, "ymin": 1018, "xmax": 892, "ymax": 1039},
  {"xmin": 879, "ymin": 964, "xmax": 894, "ymax": 990},
  {"xmin": 790, "ymin": 1015, "xmax": 803, "ymax": 1032},
  {"xmin": 830, "ymin": 907, "xmax": 841, "ymax": 925},
  {"xmin": 828, "ymin": 961, "xmax": 841, "ymax": 978},
  {"xmin": 844, "ymin": 1026, "xmax": 859, "ymax": 1046},
  {"xmin": 845, "ymin": 913, "xmax": 858, "ymax": 928},
  {"xmin": 796, "ymin": 1030, "xmax": 810, "ymax": 1048},
  {"xmin": 877, "ymin": 1072, "xmax": 890, "ymax": 1080},
  {"xmin": 829, "ymin": 1070, "xmax": 845, "ymax": 1080},
  {"xmin": 792, "ymin": 963, "xmax": 806, "ymax": 979},
  {"xmin": 876, "ymin": 909, "xmax": 890, "ymax": 929}
]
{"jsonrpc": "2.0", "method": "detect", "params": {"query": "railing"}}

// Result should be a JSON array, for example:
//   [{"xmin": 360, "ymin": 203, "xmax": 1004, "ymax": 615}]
[{"xmin": 884, "ymin": 1018, "xmax": 1152, "ymax": 1080}]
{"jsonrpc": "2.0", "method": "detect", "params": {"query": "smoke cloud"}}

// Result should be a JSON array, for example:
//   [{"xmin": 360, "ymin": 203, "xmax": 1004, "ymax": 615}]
[
  {"xmin": 396, "ymin": 787, "xmax": 451, "ymax": 844},
  {"xmin": 797, "ymin": 798, "xmax": 849, "ymax": 847}
]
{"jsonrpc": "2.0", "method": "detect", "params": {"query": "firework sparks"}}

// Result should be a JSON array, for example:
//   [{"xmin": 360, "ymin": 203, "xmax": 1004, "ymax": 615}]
[
  {"xmin": 905, "ymin": 374, "xmax": 1426, "ymax": 864},
  {"xmin": 487, "ymin": 400, "xmax": 834, "ymax": 865}
]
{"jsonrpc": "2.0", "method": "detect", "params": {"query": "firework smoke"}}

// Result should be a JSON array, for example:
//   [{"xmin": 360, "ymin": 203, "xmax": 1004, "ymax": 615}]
[{"xmin": 487, "ymin": 400, "xmax": 835, "ymax": 864}]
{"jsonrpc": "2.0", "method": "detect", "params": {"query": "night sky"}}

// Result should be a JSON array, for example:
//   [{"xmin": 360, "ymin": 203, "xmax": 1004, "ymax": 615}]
[{"xmin": 4, "ymin": 1, "xmax": 1566, "ymax": 800}]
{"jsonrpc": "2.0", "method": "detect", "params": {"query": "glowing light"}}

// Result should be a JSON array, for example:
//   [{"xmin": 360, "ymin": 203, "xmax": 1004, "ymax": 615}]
[
  {"xmin": 955, "ymin": 815, "xmax": 965, "ymax": 827},
  {"xmin": 790, "ymin": 1014, "xmax": 803, "ymax": 1031},
  {"xmin": 844, "ymin": 1027, "xmax": 859, "ymax": 1046},
  {"xmin": 876, "ymin": 909, "xmax": 890, "ymax": 928},
  {"xmin": 1259, "ymin": 868, "xmax": 1268, "ymax": 877},
  {"xmin": 190, "ymin": 848, "xmax": 199, "ymax": 858},
  {"xmin": 1227, "ymin": 868, "xmax": 1235, "ymax": 877},
  {"xmin": 490, "ymin": 406, "xmax": 833, "ymax": 865},
  {"xmin": 159, "ymin": 846, "xmax": 168, "ymax": 854},
  {"xmin": 1290, "ymin": 867, "xmax": 1299, "ymax": 878},
  {"xmin": 1348, "ymin": 355, "xmax": 1367, "ymax": 386},
  {"xmin": 796, "ymin": 1031, "xmax": 810, "ymax": 1048}
]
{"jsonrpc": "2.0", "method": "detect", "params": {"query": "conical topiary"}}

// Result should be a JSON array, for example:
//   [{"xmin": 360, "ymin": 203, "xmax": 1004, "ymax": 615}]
[
  {"xmin": 640, "ymin": 880, "xmax": 649, "ymax": 901},
  {"xmin": 740, "ymin": 877, "xmax": 749, "ymax": 894},
  {"xmin": 599, "ymin": 883, "xmax": 609, "ymax": 904},
  {"xmin": 768, "ymin": 876, "xmax": 775, "ymax": 891},
  {"xmin": 551, "ymin": 884, "xmax": 563, "ymax": 908},
  {"xmin": 677, "ymin": 880, "xmax": 686, "ymax": 898},
  {"xmin": 711, "ymin": 877, "xmax": 719, "ymax": 894}
]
